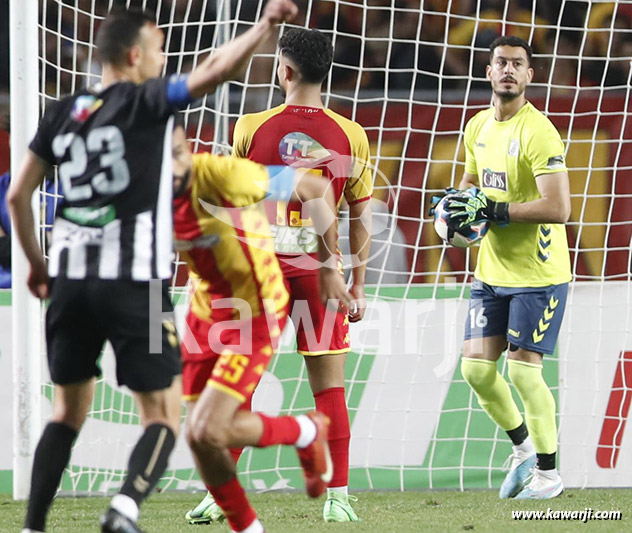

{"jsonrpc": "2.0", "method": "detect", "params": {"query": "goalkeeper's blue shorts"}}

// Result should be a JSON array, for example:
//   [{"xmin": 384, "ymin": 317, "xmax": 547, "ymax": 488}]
[{"xmin": 464, "ymin": 278, "xmax": 568, "ymax": 356}]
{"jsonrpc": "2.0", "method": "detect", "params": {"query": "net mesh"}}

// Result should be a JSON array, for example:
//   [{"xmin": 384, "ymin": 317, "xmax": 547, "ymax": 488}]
[{"xmin": 32, "ymin": 0, "xmax": 632, "ymax": 493}]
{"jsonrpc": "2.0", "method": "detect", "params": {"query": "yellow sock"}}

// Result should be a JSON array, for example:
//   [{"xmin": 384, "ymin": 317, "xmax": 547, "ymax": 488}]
[
  {"xmin": 507, "ymin": 359, "xmax": 557, "ymax": 454},
  {"xmin": 461, "ymin": 358, "xmax": 523, "ymax": 431}
]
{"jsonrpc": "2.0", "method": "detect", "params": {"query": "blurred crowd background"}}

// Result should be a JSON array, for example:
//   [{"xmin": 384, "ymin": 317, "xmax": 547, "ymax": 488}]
[
  {"xmin": 1, "ymin": 0, "xmax": 630, "ymax": 110},
  {"xmin": 0, "ymin": 1, "xmax": 630, "ymax": 285}
]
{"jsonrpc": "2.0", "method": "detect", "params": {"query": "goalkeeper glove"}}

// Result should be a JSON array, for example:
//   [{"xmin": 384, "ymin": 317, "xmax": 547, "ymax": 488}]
[
  {"xmin": 428, "ymin": 187, "xmax": 459, "ymax": 217},
  {"xmin": 446, "ymin": 187, "xmax": 510, "ymax": 226}
]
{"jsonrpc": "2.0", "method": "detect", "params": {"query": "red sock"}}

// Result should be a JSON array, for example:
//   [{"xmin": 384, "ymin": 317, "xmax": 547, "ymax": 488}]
[
  {"xmin": 229, "ymin": 396, "xmax": 251, "ymax": 464},
  {"xmin": 229, "ymin": 447, "xmax": 243, "ymax": 465},
  {"xmin": 208, "ymin": 477, "xmax": 257, "ymax": 532},
  {"xmin": 256, "ymin": 414, "xmax": 300, "ymax": 447},
  {"xmin": 314, "ymin": 387, "xmax": 350, "ymax": 487}
]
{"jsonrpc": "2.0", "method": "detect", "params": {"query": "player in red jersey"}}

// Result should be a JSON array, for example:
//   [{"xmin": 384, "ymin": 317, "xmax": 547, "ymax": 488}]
[
  {"xmin": 186, "ymin": 28, "xmax": 372, "ymax": 524},
  {"xmin": 172, "ymin": 124, "xmax": 352, "ymax": 533}
]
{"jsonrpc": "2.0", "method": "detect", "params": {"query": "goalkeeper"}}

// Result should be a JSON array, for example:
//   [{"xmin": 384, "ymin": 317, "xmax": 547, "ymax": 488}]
[{"xmin": 432, "ymin": 36, "xmax": 571, "ymax": 499}]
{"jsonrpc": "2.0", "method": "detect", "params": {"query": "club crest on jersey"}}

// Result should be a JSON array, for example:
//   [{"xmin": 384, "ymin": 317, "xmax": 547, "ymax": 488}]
[
  {"xmin": 508, "ymin": 139, "xmax": 520, "ymax": 157},
  {"xmin": 72, "ymin": 95, "xmax": 103, "ymax": 122},
  {"xmin": 279, "ymin": 132, "xmax": 329, "ymax": 165},
  {"xmin": 482, "ymin": 168, "xmax": 507, "ymax": 191}
]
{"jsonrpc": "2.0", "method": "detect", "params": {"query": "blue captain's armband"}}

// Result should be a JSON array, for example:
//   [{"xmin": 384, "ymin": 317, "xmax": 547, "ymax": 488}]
[
  {"xmin": 266, "ymin": 166, "xmax": 295, "ymax": 201},
  {"xmin": 166, "ymin": 74, "xmax": 194, "ymax": 109}
]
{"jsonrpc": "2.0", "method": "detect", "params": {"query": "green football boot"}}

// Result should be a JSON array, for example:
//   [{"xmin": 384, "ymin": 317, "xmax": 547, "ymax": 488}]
[
  {"xmin": 185, "ymin": 492, "xmax": 225, "ymax": 524},
  {"xmin": 323, "ymin": 492, "xmax": 359, "ymax": 522}
]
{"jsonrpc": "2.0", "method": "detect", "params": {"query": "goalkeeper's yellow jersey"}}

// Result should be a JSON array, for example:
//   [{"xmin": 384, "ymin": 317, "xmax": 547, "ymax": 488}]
[{"xmin": 464, "ymin": 102, "xmax": 572, "ymax": 287}]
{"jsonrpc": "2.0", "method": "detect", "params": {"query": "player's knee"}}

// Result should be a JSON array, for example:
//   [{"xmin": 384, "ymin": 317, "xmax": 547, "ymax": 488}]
[
  {"xmin": 186, "ymin": 417, "xmax": 230, "ymax": 452},
  {"xmin": 50, "ymin": 413, "xmax": 85, "ymax": 432},
  {"xmin": 162, "ymin": 401, "xmax": 182, "ymax": 437},
  {"xmin": 507, "ymin": 359, "xmax": 542, "ymax": 394},
  {"xmin": 51, "ymin": 404, "xmax": 88, "ymax": 431},
  {"xmin": 461, "ymin": 357, "xmax": 496, "ymax": 391},
  {"xmin": 143, "ymin": 415, "xmax": 180, "ymax": 438},
  {"xmin": 135, "ymin": 388, "xmax": 182, "ymax": 435}
]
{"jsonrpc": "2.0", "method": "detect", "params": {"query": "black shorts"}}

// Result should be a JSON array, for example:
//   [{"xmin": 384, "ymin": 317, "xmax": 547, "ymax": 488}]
[{"xmin": 46, "ymin": 278, "xmax": 181, "ymax": 392}]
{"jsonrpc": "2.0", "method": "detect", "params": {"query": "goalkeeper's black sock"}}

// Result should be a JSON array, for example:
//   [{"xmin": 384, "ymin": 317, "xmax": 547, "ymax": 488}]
[
  {"xmin": 506, "ymin": 422, "xmax": 529, "ymax": 446},
  {"xmin": 24, "ymin": 422, "xmax": 77, "ymax": 531},
  {"xmin": 536, "ymin": 452, "xmax": 557, "ymax": 471},
  {"xmin": 119, "ymin": 423, "xmax": 175, "ymax": 507}
]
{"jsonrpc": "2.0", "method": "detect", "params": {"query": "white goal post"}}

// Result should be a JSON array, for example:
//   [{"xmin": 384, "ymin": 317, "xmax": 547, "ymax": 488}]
[
  {"xmin": 6, "ymin": 0, "xmax": 632, "ymax": 499},
  {"xmin": 10, "ymin": 0, "xmax": 42, "ymax": 500}
]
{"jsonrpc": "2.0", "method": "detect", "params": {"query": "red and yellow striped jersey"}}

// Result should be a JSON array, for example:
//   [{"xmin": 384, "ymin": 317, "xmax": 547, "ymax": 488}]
[
  {"xmin": 173, "ymin": 153, "xmax": 289, "ymax": 322},
  {"xmin": 233, "ymin": 104, "xmax": 373, "ymax": 277}
]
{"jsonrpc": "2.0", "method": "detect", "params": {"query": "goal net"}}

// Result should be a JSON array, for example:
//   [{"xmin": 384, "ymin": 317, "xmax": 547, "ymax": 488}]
[{"xmin": 8, "ymin": 0, "xmax": 632, "ymax": 497}]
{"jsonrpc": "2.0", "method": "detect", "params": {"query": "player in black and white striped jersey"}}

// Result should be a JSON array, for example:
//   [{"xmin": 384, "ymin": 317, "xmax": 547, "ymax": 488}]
[{"xmin": 9, "ymin": 2, "xmax": 298, "ymax": 532}]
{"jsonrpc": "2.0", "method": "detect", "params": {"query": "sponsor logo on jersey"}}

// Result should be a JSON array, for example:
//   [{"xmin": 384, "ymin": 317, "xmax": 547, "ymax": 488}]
[
  {"xmin": 475, "ymin": 142, "xmax": 486, "ymax": 148},
  {"xmin": 547, "ymin": 155, "xmax": 565, "ymax": 169},
  {"xmin": 63, "ymin": 205, "xmax": 116, "ymax": 227},
  {"xmin": 481, "ymin": 168, "xmax": 508, "ymax": 191},
  {"xmin": 278, "ymin": 132, "xmax": 330, "ymax": 165},
  {"xmin": 270, "ymin": 224, "xmax": 318, "ymax": 254},
  {"xmin": 54, "ymin": 217, "xmax": 106, "ymax": 245},
  {"xmin": 174, "ymin": 234, "xmax": 220, "ymax": 252},
  {"xmin": 71, "ymin": 95, "xmax": 103, "ymax": 122},
  {"xmin": 508, "ymin": 139, "xmax": 520, "ymax": 157}
]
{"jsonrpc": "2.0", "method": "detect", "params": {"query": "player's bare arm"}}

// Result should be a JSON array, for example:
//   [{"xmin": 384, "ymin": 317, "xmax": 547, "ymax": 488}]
[
  {"xmin": 293, "ymin": 172, "xmax": 352, "ymax": 311},
  {"xmin": 187, "ymin": 0, "xmax": 297, "ymax": 98},
  {"xmin": 458, "ymin": 171, "xmax": 479, "ymax": 190},
  {"xmin": 319, "ymin": 262, "xmax": 352, "ymax": 313},
  {"xmin": 292, "ymin": 171, "xmax": 337, "ymax": 262},
  {"xmin": 449, "ymin": 171, "xmax": 570, "ymax": 227},
  {"xmin": 7, "ymin": 151, "xmax": 50, "ymax": 299},
  {"xmin": 507, "ymin": 171, "xmax": 571, "ymax": 223},
  {"xmin": 348, "ymin": 199, "xmax": 371, "ymax": 322}
]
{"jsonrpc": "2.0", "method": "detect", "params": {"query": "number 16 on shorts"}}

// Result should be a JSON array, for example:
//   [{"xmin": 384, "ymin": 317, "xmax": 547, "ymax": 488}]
[{"xmin": 465, "ymin": 300, "xmax": 491, "ymax": 354}]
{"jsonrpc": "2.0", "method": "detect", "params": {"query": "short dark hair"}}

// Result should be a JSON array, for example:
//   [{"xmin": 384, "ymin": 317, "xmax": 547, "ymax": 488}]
[
  {"xmin": 278, "ymin": 28, "xmax": 333, "ymax": 84},
  {"xmin": 95, "ymin": 8, "xmax": 156, "ymax": 66},
  {"xmin": 489, "ymin": 35, "xmax": 533, "ymax": 65}
]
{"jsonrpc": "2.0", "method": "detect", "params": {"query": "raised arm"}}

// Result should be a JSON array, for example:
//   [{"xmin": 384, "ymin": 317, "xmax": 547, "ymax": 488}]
[{"xmin": 186, "ymin": 0, "xmax": 297, "ymax": 99}]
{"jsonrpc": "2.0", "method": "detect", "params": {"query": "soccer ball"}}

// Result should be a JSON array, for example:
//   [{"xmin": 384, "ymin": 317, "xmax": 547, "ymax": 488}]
[{"xmin": 433, "ymin": 194, "xmax": 489, "ymax": 248}]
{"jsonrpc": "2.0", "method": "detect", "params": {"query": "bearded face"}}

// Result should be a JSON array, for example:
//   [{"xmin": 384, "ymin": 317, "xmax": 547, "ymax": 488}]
[{"xmin": 487, "ymin": 45, "xmax": 533, "ymax": 102}]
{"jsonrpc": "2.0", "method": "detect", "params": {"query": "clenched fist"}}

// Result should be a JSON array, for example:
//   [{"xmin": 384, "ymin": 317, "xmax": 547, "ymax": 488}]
[{"xmin": 262, "ymin": 0, "xmax": 298, "ymax": 25}]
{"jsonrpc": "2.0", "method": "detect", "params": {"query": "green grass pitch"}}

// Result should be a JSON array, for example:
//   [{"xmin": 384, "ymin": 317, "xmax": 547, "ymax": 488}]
[{"xmin": 1, "ymin": 489, "xmax": 630, "ymax": 532}]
